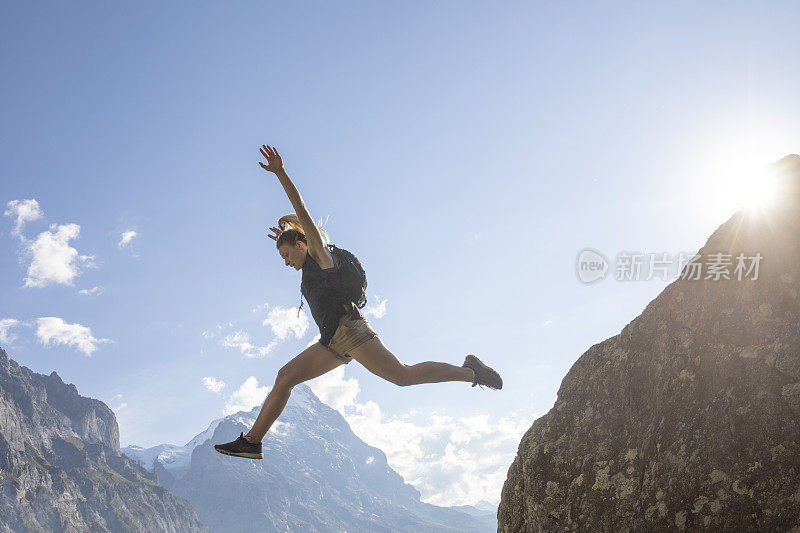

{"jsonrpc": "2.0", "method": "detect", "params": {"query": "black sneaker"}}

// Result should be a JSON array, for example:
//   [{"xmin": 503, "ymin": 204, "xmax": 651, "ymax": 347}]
[
  {"xmin": 213, "ymin": 432, "xmax": 263, "ymax": 459},
  {"xmin": 462, "ymin": 354, "xmax": 503, "ymax": 390}
]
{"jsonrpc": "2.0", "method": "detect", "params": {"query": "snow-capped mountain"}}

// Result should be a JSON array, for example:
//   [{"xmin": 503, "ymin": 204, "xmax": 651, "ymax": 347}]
[
  {"xmin": 122, "ymin": 383, "xmax": 495, "ymax": 532},
  {"xmin": 450, "ymin": 500, "xmax": 499, "ymax": 518},
  {"xmin": 122, "ymin": 417, "xmax": 222, "ymax": 479}
]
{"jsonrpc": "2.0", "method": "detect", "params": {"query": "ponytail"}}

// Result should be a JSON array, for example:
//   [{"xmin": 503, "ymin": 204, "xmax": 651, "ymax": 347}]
[{"xmin": 275, "ymin": 213, "xmax": 331, "ymax": 248}]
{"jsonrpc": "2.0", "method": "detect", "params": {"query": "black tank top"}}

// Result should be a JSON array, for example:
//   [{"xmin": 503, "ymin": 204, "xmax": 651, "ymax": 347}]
[{"xmin": 301, "ymin": 250, "xmax": 363, "ymax": 346}]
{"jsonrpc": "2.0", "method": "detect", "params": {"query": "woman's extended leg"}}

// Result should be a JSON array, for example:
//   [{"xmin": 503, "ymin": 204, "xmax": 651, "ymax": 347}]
[
  {"xmin": 245, "ymin": 342, "xmax": 344, "ymax": 442},
  {"xmin": 349, "ymin": 337, "xmax": 475, "ymax": 386}
]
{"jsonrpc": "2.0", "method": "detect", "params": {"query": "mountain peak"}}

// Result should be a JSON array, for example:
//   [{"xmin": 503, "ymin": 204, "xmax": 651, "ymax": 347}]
[{"xmin": 123, "ymin": 381, "xmax": 492, "ymax": 531}]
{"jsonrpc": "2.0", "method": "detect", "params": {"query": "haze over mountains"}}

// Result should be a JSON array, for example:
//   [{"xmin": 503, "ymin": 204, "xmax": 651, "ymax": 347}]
[
  {"xmin": 0, "ymin": 345, "xmax": 495, "ymax": 531},
  {"xmin": 123, "ymin": 383, "xmax": 496, "ymax": 532}
]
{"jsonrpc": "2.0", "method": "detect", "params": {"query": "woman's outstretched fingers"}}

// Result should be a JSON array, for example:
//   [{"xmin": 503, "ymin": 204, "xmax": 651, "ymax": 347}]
[
  {"xmin": 267, "ymin": 226, "xmax": 281, "ymax": 241},
  {"xmin": 259, "ymin": 144, "xmax": 283, "ymax": 173}
]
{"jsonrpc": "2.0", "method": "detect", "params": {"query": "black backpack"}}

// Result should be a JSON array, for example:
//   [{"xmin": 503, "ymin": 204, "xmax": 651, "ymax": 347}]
[
  {"xmin": 327, "ymin": 244, "xmax": 368, "ymax": 309},
  {"xmin": 297, "ymin": 244, "xmax": 368, "ymax": 317}
]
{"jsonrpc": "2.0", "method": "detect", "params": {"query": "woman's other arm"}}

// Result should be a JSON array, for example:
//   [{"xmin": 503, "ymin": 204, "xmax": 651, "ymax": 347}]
[{"xmin": 259, "ymin": 145, "xmax": 331, "ymax": 264}]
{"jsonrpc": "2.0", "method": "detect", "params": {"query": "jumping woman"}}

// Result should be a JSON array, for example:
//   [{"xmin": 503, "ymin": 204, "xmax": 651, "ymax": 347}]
[{"xmin": 214, "ymin": 144, "xmax": 503, "ymax": 459}]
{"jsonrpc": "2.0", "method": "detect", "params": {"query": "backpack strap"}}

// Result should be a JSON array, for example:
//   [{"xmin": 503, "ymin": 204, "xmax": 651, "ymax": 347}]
[{"xmin": 297, "ymin": 244, "xmax": 337, "ymax": 318}]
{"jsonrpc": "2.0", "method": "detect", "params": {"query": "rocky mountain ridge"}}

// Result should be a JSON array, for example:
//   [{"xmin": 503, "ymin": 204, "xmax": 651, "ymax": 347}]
[{"xmin": 0, "ymin": 346, "xmax": 207, "ymax": 532}]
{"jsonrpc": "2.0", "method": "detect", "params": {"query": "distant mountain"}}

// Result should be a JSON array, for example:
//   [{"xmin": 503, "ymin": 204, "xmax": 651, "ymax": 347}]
[
  {"xmin": 499, "ymin": 154, "xmax": 800, "ymax": 531},
  {"xmin": 122, "ymin": 417, "xmax": 223, "ymax": 480},
  {"xmin": 0, "ymin": 347, "xmax": 207, "ymax": 532},
  {"xmin": 123, "ymin": 383, "xmax": 496, "ymax": 532},
  {"xmin": 449, "ymin": 500, "xmax": 499, "ymax": 519}
]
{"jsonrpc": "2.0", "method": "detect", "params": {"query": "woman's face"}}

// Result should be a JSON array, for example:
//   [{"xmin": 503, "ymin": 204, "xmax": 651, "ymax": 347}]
[{"xmin": 278, "ymin": 241, "xmax": 307, "ymax": 270}]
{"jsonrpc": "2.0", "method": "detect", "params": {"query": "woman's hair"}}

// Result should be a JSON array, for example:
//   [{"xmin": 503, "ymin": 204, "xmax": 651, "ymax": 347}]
[{"xmin": 275, "ymin": 213, "xmax": 330, "ymax": 249}]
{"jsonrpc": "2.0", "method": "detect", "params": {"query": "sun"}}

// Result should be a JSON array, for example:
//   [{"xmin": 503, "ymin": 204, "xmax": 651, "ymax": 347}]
[
  {"xmin": 703, "ymin": 139, "xmax": 784, "ymax": 218},
  {"xmin": 731, "ymin": 164, "xmax": 779, "ymax": 210}
]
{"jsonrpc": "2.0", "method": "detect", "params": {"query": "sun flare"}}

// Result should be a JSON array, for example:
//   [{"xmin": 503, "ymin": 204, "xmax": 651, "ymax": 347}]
[
  {"xmin": 701, "ymin": 138, "xmax": 785, "ymax": 219},
  {"xmin": 731, "ymin": 166, "xmax": 779, "ymax": 210}
]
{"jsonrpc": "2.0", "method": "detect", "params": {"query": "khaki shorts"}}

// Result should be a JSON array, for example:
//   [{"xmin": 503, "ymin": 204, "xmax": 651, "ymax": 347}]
[{"xmin": 324, "ymin": 306, "xmax": 378, "ymax": 364}]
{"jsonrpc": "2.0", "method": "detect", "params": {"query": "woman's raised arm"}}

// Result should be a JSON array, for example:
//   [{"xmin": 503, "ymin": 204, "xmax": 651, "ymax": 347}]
[{"xmin": 259, "ymin": 145, "xmax": 327, "ymax": 256}]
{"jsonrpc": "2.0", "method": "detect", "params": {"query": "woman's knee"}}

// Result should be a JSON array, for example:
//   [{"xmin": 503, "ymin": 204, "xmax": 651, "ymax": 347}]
[
  {"xmin": 395, "ymin": 364, "xmax": 414, "ymax": 387},
  {"xmin": 275, "ymin": 366, "xmax": 298, "ymax": 389}
]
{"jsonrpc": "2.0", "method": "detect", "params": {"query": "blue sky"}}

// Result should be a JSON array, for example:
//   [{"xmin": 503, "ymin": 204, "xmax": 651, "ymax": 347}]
[{"xmin": 2, "ymin": 2, "xmax": 800, "ymax": 507}]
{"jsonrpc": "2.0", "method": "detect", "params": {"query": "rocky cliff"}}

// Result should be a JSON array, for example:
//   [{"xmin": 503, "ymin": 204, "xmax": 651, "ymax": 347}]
[
  {"xmin": 498, "ymin": 155, "xmax": 800, "ymax": 532},
  {"xmin": 0, "ymin": 347, "xmax": 207, "ymax": 532}
]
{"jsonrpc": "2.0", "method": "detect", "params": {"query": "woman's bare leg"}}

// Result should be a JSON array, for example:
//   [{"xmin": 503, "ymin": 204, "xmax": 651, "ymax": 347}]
[
  {"xmin": 349, "ymin": 337, "xmax": 474, "ymax": 386},
  {"xmin": 245, "ymin": 342, "xmax": 344, "ymax": 442}
]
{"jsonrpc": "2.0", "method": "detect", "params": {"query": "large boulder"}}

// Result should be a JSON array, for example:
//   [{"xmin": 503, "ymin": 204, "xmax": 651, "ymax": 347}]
[{"xmin": 499, "ymin": 155, "xmax": 800, "ymax": 532}]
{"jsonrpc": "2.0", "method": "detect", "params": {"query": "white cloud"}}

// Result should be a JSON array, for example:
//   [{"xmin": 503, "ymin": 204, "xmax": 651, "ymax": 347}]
[
  {"xmin": 118, "ymin": 230, "xmax": 137, "ymax": 248},
  {"xmin": 111, "ymin": 394, "xmax": 128, "ymax": 412},
  {"xmin": 303, "ymin": 363, "xmax": 534, "ymax": 508},
  {"xmin": 35, "ymin": 317, "xmax": 111, "ymax": 356},
  {"xmin": 222, "ymin": 330, "xmax": 255, "ymax": 352},
  {"xmin": 223, "ymin": 376, "xmax": 269, "ymax": 416},
  {"xmin": 202, "ymin": 376, "xmax": 227, "ymax": 394},
  {"xmin": 23, "ymin": 223, "xmax": 95, "ymax": 288},
  {"xmin": 4, "ymin": 199, "xmax": 43, "ymax": 238},
  {"xmin": 78, "ymin": 286, "xmax": 104, "ymax": 296},
  {"xmin": 0, "ymin": 318, "xmax": 21, "ymax": 345},
  {"xmin": 222, "ymin": 330, "xmax": 279, "ymax": 359},
  {"xmin": 306, "ymin": 365, "xmax": 361, "ymax": 413},
  {"xmin": 211, "ymin": 306, "xmax": 309, "ymax": 358},
  {"xmin": 364, "ymin": 295, "xmax": 388, "ymax": 319},
  {"xmin": 344, "ymin": 399, "xmax": 532, "ymax": 508},
  {"xmin": 202, "ymin": 323, "xmax": 231, "ymax": 339},
  {"xmin": 306, "ymin": 333, "xmax": 321, "ymax": 348},
  {"xmin": 261, "ymin": 305, "xmax": 309, "ymax": 340},
  {"xmin": 5, "ymin": 202, "xmax": 96, "ymax": 288}
]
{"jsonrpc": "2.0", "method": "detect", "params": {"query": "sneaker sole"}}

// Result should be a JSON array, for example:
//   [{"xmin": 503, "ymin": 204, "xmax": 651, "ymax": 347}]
[
  {"xmin": 465, "ymin": 355, "xmax": 503, "ymax": 389},
  {"xmin": 214, "ymin": 447, "xmax": 263, "ymax": 460}
]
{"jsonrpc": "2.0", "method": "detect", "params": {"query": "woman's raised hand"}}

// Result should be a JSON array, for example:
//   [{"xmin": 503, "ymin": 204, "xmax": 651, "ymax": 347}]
[
  {"xmin": 267, "ymin": 226, "xmax": 282, "ymax": 241},
  {"xmin": 259, "ymin": 145, "xmax": 284, "ymax": 174}
]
